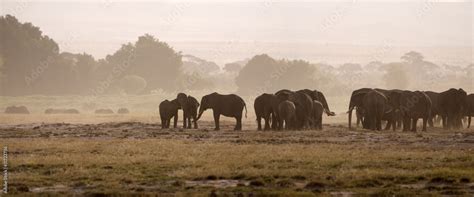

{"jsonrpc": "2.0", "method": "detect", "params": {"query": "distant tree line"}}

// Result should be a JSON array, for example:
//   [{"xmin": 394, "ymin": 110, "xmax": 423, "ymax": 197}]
[{"xmin": 0, "ymin": 15, "xmax": 212, "ymax": 96}]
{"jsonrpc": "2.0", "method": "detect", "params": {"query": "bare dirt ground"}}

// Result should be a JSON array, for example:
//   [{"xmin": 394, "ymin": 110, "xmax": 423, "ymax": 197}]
[{"xmin": 1, "ymin": 114, "xmax": 473, "ymax": 196}]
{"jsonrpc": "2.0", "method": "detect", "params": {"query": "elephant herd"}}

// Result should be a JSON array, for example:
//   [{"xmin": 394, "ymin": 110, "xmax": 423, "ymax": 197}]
[
  {"xmin": 159, "ymin": 88, "xmax": 473, "ymax": 132},
  {"xmin": 348, "ymin": 88, "xmax": 474, "ymax": 131},
  {"xmin": 159, "ymin": 89, "xmax": 334, "ymax": 131}
]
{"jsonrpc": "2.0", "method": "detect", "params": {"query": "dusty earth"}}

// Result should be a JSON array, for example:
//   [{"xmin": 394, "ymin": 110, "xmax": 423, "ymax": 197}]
[{"xmin": 0, "ymin": 114, "xmax": 473, "ymax": 196}]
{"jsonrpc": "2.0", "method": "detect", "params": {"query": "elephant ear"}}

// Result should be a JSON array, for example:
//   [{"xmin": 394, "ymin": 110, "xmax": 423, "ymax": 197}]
[{"xmin": 349, "ymin": 92, "xmax": 367, "ymax": 110}]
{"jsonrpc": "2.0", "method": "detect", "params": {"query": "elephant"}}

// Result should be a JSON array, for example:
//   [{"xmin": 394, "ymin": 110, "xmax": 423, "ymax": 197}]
[
  {"xmin": 424, "ymin": 91, "xmax": 441, "ymax": 127},
  {"xmin": 298, "ymin": 89, "xmax": 336, "ymax": 116},
  {"xmin": 348, "ymin": 88, "xmax": 373, "ymax": 129},
  {"xmin": 312, "ymin": 100, "xmax": 324, "ymax": 130},
  {"xmin": 362, "ymin": 89, "xmax": 388, "ymax": 131},
  {"xmin": 254, "ymin": 93, "xmax": 282, "ymax": 131},
  {"xmin": 291, "ymin": 91, "xmax": 314, "ymax": 129},
  {"xmin": 177, "ymin": 93, "xmax": 200, "ymax": 129},
  {"xmin": 466, "ymin": 94, "xmax": 474, "ymax": 128},
  {"xmin": 254, "ymin": 93, "xmax": 274, "ymax": 131},
  {"xmin": 278, "ymin": 100, "xmax": 297, "ymax": 130},
  {"xmin": 159, "ymin": 99, "xmax": 181, "ymax": 129},
  {"xmin": 276, "ymin": 90, "xmax": 314, "ymax": 130},
  {"xmin": 438, "ymin": 88, "xmax": 467, "ymax": 129},
  {"xmin": 195, "ymin": 92, "xmax": 247, "ymax": 131},
  {"xmin": 388, "ymin": 90, "xmax": 432, "ymax": 132}
]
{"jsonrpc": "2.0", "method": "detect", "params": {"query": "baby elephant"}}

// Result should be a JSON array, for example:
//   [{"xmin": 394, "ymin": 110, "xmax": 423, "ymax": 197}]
[
  {"xmin": 159, "ymin": 99, "xmax": 181, "ymax": 129},
  {"xmin": 312, "ymin": 100, "xmax": 324, "ymax": 130},
  {"xmin": 278, "ymin": 100, "xmax": 296, "ymax": 130}
]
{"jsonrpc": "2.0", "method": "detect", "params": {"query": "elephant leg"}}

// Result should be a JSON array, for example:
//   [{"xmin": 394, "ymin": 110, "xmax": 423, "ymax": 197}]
[
  {"xmin": 457, "ymin": 117, "xmax": 463, "ymax": 129},
  {"xmin": 193, "ymin": 115, "xmax": 198, "ymax": 129},
  {"xmin": 442, "ymin": 116, "xmax": 447, "ymax": 129},
  {"xmin": 402, "ymin": 117, "xmax": 410, "ymax": 131},
  {"xmin": 256, "ymin": 115, "xmax": 262, "ymax": 131},
  {"xmin": 173, "ymin": 112, "xmax": 178, "ymax": 128},
  {"xmin": 213, "ymin": 112, "xmax": 220, "ymax": 131},
  {"xmin": 235, "ymin": 116, "xmax": 242, "ymax": 131},
  {"xmin": 422, "ymin": 117, "xmax": 428, "ymax": 132},
  {"xmin": 412, "ymin": 118, "xmax": 418, "ymax": 132},
  {"xmin": 161, "ymin": 117, "xmax": 166, "ymax": 129},
  {"xmin": 187, "ymin": 117, "xmax": 192, "ymax": 129},
  {"xmin": 376, "ymin": 117, "xmax": 382, "ymax": 131},
  {"xmin": 468, "ymin": 116, "xmax": 471, "ymax": 128},
  {"xmin": 183, "ymin": 111, "xmax": 188, "ymax": 128},
  {"xmin": 271, "ymin": 113, "xmax": 277, "ymax": 130},
  {"xmin": 264, "ymin": 117, "xmax": 271, "ymax": 131},
  {"xmin": 428, "ymin": 117, "xmax": 434, "ymax": 127},
  {"xmin": 279, "ymin": 118, "xmax": 284, "ymax": 131}
]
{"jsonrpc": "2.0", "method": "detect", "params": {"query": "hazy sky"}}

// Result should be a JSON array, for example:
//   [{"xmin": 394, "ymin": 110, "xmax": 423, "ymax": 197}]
[{"xmin": 1, "ymin": 0, "xmax": 472, "ymax": 64}]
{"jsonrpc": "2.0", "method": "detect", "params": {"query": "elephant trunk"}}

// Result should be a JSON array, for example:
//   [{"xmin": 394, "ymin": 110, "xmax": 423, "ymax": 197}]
[{"xmin": 195, "ymin": 107, "xmax": 205, "ymax": 121}]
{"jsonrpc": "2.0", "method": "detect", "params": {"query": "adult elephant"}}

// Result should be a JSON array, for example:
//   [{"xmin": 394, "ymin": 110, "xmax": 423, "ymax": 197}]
[
  {"xmin": 177, "ymin": 93, "xmax": 200, "ymax": 129},
  {"xmin": 312, "ymin": 100, "xmax": 324, "ymax": 130},
  {"xmin": 438, "ymin": 88, "xmax": 467, "ymax": 129},
  {"xmin": 362, "ymin": 89, "xmax": 388, "ymax": 130},
  {"xmin": 276, "ymin": 90, "xmax": 313, "ymax": 130},
  {"xmin": 424, "ymin": 91, "xmax": 441, "ymax": 127},
  {"xmin": 254, "ymin": 93, "xmax": 277, "ymax": 131},
  {"xmin": 375, "ymin": 88, "xmax": 403, "ymax": 130},
  {"xmin": 348, "ymin": 88, "xmax": 372, "ymax": 129},
  {"xmin": 466, "ymin": 94, "xmax": 474, "ymax": 128},
  {"xmin": 298, "ymin": 89, "xmax": 336, "ymax": 116},
  {"xmin": 159, "ymin": 99, "xmax": 181, "ymax": 129},
  {"xmin": 388, "ymin": 90, "xmax": 432, "ymax": 132},
  {"xmin": 195, "ymin": 92, "xmax": 247, "ymax": 131}
]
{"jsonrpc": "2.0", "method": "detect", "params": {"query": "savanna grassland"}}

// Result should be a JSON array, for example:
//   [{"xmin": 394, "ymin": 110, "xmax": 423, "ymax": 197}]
[{"xmin": 1, "ymin": 113, "xmax": 473, "ymax": 196}]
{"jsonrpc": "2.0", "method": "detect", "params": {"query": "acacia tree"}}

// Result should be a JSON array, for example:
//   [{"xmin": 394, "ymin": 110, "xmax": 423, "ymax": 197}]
[
  {"xmin": 401, "ymin": 51, "xmax": 424, "ymax": 64},
  {"xmin": 103, "ymin": 34, "xmax": 183, "ymax": 93}
]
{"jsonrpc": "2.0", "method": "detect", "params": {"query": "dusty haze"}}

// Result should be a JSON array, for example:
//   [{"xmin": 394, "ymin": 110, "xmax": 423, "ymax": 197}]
[{"xmin": 0, "ymin": 0, "xmax": 472, "ymax": 118}]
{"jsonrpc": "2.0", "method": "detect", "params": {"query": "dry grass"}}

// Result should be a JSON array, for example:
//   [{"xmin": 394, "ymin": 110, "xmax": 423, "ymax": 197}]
[{"xmin": 2, "ymin": 120, "xmax": 474, "ymax": 195}]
